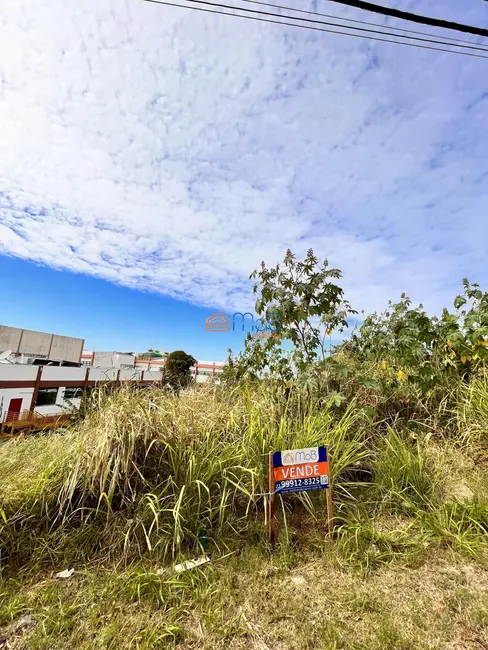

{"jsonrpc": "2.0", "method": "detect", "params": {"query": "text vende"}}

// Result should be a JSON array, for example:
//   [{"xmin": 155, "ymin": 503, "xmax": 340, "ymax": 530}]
[{"xmin": 274, "ymin": 461, "xmax": 328, "ymax": 482}]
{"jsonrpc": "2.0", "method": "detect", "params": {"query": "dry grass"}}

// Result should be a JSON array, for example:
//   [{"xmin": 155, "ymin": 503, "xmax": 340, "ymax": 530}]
[
  {"xmin": 0, "ymin": 431, "xmax": 79, "ymax": 511},
  {"xmin": 0, "ymin": 384, "xmax": 373, "ymax": 568},
  {"xmin": 0, "ymin": 380, "xmax": 487, "ymax": 649},
  {"xmin": 1, "ymin": 547, "xmax": 487, "ymax": 650}
]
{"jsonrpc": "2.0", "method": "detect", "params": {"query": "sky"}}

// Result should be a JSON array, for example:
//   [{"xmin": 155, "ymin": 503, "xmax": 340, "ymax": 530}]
[{"xmin": 1, "ymin": 0, "xmax": 488, "ymax": 360}]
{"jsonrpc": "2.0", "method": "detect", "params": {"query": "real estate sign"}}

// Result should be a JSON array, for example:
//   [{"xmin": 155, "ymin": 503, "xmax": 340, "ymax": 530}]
[{"xmin": 272, "ymin": 446, "xmax": 329, "ymax": 494}]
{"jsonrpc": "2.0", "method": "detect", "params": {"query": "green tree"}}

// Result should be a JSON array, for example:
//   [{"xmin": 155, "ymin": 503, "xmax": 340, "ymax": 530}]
[
  {"xmin": 226, "ymin": 336, "xmax": 295, "ymax": 383},
  {"xmin": 347, "ymin": 280, "xmax": 488, "ymax": 392},
  {"xmin": 436, "ymin": 280, "xmax": 488, "ymax": 378},
  {"xmin": 220, "ymin": 349, "xmax": 246, "ymax": 385},
  {"xmin": 349, "ymin": 295, "xmax": 436, "ymax": 366},
  {"xmin": 163, "ymin": 350, "xmax": 197, "ymax": 392},
  {"xmin": 250, "ymin": 248, "xmax": 355, "ymax": 372}
]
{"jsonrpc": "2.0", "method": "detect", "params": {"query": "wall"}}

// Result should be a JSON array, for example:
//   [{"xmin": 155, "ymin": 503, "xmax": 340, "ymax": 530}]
[
  {"xmin": 116, "ymin": 353, "xmax": 136, "ymax": 368},
  {"xmin": 19, "ymin": 329, "xmax": 52, "ymax": 357},
  {"xmin": 93, "ymin": 352, "xmax": 115, "ymax": 367},
  {"xmin": 119, "ymin": 368, "xmax": 142, "ymax": 380},
  {"xmin": 0, "ymin": 364, "xmax": 38, "ymax": 382},
  {"xmin": 50, "ymin": 335, "xmax": 84, "ymax": 363},
  {"xmin": 0, "ymin": 326, "xmax": 22, "ymax": 352},
  {"xmin": 0, "ymin": 326, "xmax": 84, "ymax": 363},
  {"xmin": 88, "ymin": 367, "xmax": 118, "ymax": 381},
  {"xmin": 42, "ymin": 367, "xmax": 86, "ymax": 382},
  {"xmin": 144, "ymin": 370, "xmax": 162, "ymax": 382}
]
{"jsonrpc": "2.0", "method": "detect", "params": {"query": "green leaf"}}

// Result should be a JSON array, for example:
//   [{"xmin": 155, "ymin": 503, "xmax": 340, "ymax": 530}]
[
  {"xmin": 357, "ymin": 377, "xmax": 382, "ymax": 390},
  {"xmin": 326, "ymin": 392, "xmax": 346, "ymax": 407},
  {"xmin": 454, "ymin": 296, "xmax": 467, "ymax": 310}
]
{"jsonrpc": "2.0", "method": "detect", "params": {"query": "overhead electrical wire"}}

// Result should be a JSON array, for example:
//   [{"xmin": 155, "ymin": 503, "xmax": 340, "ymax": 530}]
[
  {"xmin": 181, "ymin": 0, "xmax": 488, "ymax": 53},
  {"xmin": 237, "ymin": 0, "xmax": 488, "ymax": 49},
  {"xmin": 142, "ymin": 0, "xmax": 488, "ymax": 59},
  {"xmin": 325, "ymin": 0, "xmax": 488, "ymax": 39}
]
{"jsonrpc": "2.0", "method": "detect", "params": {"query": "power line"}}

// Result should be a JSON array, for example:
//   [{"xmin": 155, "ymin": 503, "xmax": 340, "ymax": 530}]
[
  {"xmin": 326, "ymin": 0, "xmax": 488, "ymax": 39},
  {"xmin": 181, "ymin": 0, "xmax": 488, "ymax": 53},
  {"xmin": 238, "ymin": 0, "xmax": 488, "ymax": 49},
  {"xmin": 142, "ymin": 0, "xmax": 488, "ymax": 58}
]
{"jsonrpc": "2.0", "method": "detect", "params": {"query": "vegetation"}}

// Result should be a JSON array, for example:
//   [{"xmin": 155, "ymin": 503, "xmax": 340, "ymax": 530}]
[
  {"xmin": 163, "ymin": 350, "xmax": 197, "ymax": 392},
  {"xmin": 0, "ymin": 250, "xmax": 487, "ymax": 649}
]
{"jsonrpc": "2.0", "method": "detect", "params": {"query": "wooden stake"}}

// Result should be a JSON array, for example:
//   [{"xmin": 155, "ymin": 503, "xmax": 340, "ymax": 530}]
[
  {"xmin": 326, "ymin": 485, "xmax": 334, "ymax": 534},
  {"xmin": 268, "ymin": 452, "xmax": 276, "ymax": 546},
  {"xmin": 326, "ymin": 448, "xmax": 334, "ymax": 534}
]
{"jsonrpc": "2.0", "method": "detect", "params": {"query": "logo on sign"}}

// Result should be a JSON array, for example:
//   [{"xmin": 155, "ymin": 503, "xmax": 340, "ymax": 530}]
[{"xmin": 281, "ymin": 447, "xmax": 318, "ymax": 466}]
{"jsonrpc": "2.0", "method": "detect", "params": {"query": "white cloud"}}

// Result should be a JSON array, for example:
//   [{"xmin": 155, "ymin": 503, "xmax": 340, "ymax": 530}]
[{"xmin": 0, "ymin": 0, "xmax": 487, "ymax": 316}]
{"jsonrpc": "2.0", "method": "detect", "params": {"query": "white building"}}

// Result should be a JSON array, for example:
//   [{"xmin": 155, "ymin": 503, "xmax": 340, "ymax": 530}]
[
  {"xmin": 193, "ymin": 360, "xmax": 225, "ymax": 383},
  {"xmin": 0, "ymin": 363, "xmax": 163, "ymax": 433},
  {"xmin": 81, "ymin": 352, "xmax": 224, "ymax": 383},
  {"xmin": 0, "ymin": 326, "xmax": 225, "ymax": 435}
]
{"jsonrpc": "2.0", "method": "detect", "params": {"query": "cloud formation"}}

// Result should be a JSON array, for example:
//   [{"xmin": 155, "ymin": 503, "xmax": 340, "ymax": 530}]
[{"xmin": 1, "ymin": 0, "xmax": 487, "ymax": 315}]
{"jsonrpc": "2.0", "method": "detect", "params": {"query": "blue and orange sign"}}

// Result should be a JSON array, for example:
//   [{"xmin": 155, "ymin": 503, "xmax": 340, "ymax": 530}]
[{"xmin": 272, "ymin": 446, "xmax": 329, "ymax": 494}]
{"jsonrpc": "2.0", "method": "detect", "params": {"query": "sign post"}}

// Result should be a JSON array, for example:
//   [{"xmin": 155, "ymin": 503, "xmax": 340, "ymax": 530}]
[
  {"xmin": 326, "ymin": 476, "xmax": 334, "ymax": 534},
  {"xmin": 268, "ymin": 452, "xmax": 276, "ymax": 546},
  {"xmin": 268, "ymin": 445, "xmax": 332, "ymax": 545}
]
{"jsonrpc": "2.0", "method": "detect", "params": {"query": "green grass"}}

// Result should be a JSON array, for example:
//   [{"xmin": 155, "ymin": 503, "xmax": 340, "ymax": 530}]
[
  {"xmin": 0, "ymin": 385, "xmax": 373, "ymax": 567},
  {"xmin": 372, "ymin": 427, "xmax": 440, "ymax": 509},
  {"xmin": 1, "ymin": 546, "xmax": 487, "ymax": 649},
  {"xmin": 0, "ymin": 379, "xmax": 487, "ymax": 648},
  {"xmin": 457, "ymin": 371, "xmax": 488, "ymax": 445}
]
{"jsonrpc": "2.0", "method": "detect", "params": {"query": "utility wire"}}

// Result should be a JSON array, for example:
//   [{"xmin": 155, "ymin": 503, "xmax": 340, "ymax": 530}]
[
  {"xmin": 143, "ymin": 0, "xmax": 488, "ymax": 58},
  {"xmin": 326, "ymin": 0, "xmax": 488, "ymax": 39},
  {"xmin": 181, "ymin": 0, "xmax": 488, "ymax": 53},
  {"xmin": 238, "ymin": 0, "xmax": 488, "ymax": 49}
]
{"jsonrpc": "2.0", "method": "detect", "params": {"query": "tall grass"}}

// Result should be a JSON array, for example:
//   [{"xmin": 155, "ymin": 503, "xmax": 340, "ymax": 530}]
[
  {"xmin": 457, "ymin": 368, "xmax": 488, "ymax": 444},
  {"xmin": 373, "ymin": 427, "xmax": 439, "ymax": 512},
  {"xmin": 0, "ymin": 384, "xmax": 371, "ymax": 568},
  {"xmin": 1, "ymin": 374, "xmax": 487, "ymax": 573}
]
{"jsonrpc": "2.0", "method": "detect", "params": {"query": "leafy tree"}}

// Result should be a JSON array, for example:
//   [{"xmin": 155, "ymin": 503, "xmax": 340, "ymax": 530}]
[
  {"xmin": 347, "ymin": 280, "xmax": 488, "ymax": 393},
  {"xmin": 220, "ymin": 349, "xmax": 247, "ymax": 385},
  {"xmin": 163, "ymin": 350, "xmax": 196, "ymax": 392},
  {"xmin": 436, "ymin": 280, "xmax": 488, "ymax": 376},
  {"xmin": 349, "ymin": 294, "xmax": 436, "ymax": 365},
  {"xmin": 250, "ymin": 248, "xmax": 356, "ymax": 372},
  {"xmin": 220, "ymin": 339, "xmax": 294, "ymax": 385}
]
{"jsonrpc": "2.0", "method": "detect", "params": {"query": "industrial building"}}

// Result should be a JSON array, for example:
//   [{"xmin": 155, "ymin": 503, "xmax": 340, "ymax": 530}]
[
  {"xmin": 0, "ymin": 325, "xmax": 224, "ymax": 435},
  {"xmin": 0, "ymin": 325, "xmax": 84, "ymax": 365}
]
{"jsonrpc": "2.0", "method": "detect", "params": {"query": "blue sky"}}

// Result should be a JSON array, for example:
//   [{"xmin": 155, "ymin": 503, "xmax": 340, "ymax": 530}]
[
  {"xmin": 1, "ymin": 0, "xmax": 488, "ymax": 360},
  {"xmin": 0, "ymin": 255, "xmax": 250, "ymax": 358}
]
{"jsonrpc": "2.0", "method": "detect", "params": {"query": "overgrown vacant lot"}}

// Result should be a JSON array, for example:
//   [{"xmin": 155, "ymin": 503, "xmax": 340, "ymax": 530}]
[
  {"xmin": 1, "ymin": 545, "xmax": 487, "ymax": 649},
  {"xmin": 1, "ymin": 383, "xmax": 487, "ymax": 649}
]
